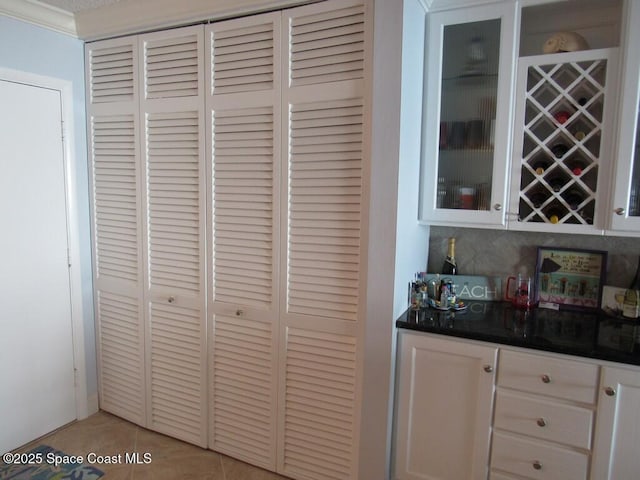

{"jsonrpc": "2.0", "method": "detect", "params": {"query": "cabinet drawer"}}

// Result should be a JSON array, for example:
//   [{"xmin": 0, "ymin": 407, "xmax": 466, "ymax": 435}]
[
  {"xmin": 498, "ymin": 350, "xmax": 599, "ymax": 404},
  {"xmin": 494, "ymin": 390, "xmax": 594, "ymax": 449},
  {"xmin": 491, "ymin": 432, "xmax": 589, "ymax": 480}
]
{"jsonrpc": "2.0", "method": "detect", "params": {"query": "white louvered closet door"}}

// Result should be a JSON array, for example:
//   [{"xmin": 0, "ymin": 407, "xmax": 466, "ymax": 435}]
[
  {"xmin": 86, "ymin": 37, "xmax": 147, "ymax": 427},
  {"xmin": 139, "ymin": 25, "xmax": 207, "ymax": 447},
  {"xmin": 278, "ymin": 1, "xmax": 369, "ymax": 479},
  {"xmin": 206, "ymin": 13, "xmax": 281, "ymax": 471}
]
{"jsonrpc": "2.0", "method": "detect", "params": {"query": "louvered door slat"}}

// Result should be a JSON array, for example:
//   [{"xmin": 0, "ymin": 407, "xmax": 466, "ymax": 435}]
[
  {"xmin": 212, "ymin": 107, "xmax": 275, "ymax": 307},
  {"xmin": 212, "ymin": 315, "xmax": 275, "ymax": 468},
  {"xmin": 282, "ymin": 328, "xmax": 356, "ymax": 480},
  {"xmin": 91, "ymin": 115, "xmax": 140, "ymax": 284},
  {"xmin": 211, "ymin": 19, "xmax": 276, "ymax": 94},
  {"xmin": 88, "ymin": 43, "xmax": 135, "ymax": 103},
  {"xmin": 143, "ymin": 33, "xmax": 199, "ymax": 99},
  {"xmin": 207, "ymin": 12, "xmax": 280, "ymax": 471},
  {"xmin": 289, "ymin": 5, "xmax": 364, "ymax": 86},
  {"xmin": 146, "ymin": 111, "xmax": 201, "ymax": 294},
  {"xmin": 97, "ymin": 291, "xmax": 145, "ymax": 424},
  {"xmin": 87, "ymin": 36, "xmax": 145, "ymax": 426},
  {"xmin": 148, "ymin": 301, "xmax": 203, "ymax": 443},
  {"xmin": 141, "ymin": 25, "xmax": 207, "ymax": 448},
  {"xmin": 287, "ymin": 99, "xmax": 362, "ymax": 322},
  {"xmin": 279, "ymin": 2, "xmax": 367, "ymax": 479}
]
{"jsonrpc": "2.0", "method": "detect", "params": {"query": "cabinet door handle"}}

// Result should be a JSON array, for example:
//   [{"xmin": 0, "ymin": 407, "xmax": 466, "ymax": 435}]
[
  {"xmin": 483, "ymin": 365, "xmax": 493, "ymax": 373},
  {"xmin": 541, "ymin": 374, "xmax": 551, "ymax": 384},
  {"xmin": 235, "ymin": 309, "xmax": 244, "ymax": 317},
  {"xmin": 615, "ymin": 207, "xmax": 625, "ymax": 216},
  {"xmin": 605, "ymin": 386, "xmax": 616, "ymax": 396},
  {"xmin": 167, "ymin": 296, "xmax": 175, "ymax": 304},
  {"xmin": 536, "ymin": 418, "xmax": 546, "ymax": 427},
  {"xmin": 533, "ymin": 460, "xmax": 543, "ymax": 470}
]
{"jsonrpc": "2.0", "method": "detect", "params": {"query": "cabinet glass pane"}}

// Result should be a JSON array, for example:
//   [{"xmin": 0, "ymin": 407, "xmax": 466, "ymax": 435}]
[
  {"xmin": 630, "ymin": 109, "xmax": 640, "ymax": 216},
  {"xmin": 437, "ymin": 19, "xmax": 500, "ymax": 211}
]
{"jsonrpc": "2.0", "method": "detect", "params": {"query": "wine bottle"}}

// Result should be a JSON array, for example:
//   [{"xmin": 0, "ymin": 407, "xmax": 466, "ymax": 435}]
[
  {"xmin": 441, "ymin": 237, "xmax": 457, "ymax": 275},
  {"xmin": 547, "ymin": 176, "xmax": 565, "ymax": 193},
  {"xmin": 529, "ymin": 191, "xmax": 548, "ymax": 209},
  {"xmin": 553, "ymin": 110, "xmax": 571, "ymax": 124},
  {"xmin": 545, "ymin": 208, "xmax": 562, "ymax": 224},
  {"xmin": 531, "ymin": 158, "xmax": 551, "ymax": 175},
  {"xmin": 567, "ymin": 158, "xmax": 586, "ymax": 176},
  {"xmin": 551, "ymin": 144, "xmax": 568, "ymax": 159},
  {"xmin": 565, "ymin": 189, "xmax": 585, "ymax": 210}
]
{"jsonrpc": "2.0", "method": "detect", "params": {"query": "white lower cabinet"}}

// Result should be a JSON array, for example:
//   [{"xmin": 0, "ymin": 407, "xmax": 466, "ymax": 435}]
[
  {"xmin": 395, "ymin": 331, "xmax": 640, "ymax": 480},
  {"xmin": 591, "ymin": 365, "xmax": 640, "ymax": 479},
  {"xmin": 393, "ymin": 331, "xmax": 497, "ymax": 480}
]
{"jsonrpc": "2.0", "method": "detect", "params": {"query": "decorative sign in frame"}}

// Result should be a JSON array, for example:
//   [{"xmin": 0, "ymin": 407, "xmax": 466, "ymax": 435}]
[{"xmin": 535, "ymin": 247, "xmax": 607, "ymax": 311}]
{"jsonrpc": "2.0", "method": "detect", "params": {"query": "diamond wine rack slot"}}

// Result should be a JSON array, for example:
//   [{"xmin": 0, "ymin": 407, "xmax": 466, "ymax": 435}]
[{"xmin": 516, "ymin": 52, "xmax": 610, "ymax": 226}]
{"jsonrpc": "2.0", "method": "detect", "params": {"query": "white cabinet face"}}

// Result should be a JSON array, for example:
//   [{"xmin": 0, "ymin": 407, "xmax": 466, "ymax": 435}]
[
  {"xmin": 610, "ymin": 0, "xmax": 640, "ymax": 234},
  {"xmin": 394, "ymin": 332, "xmax": 497, "ymax": 480},
  {"xmin": 591, "ymin": 365, "xmax": 640, "ymax": 480},
  {"xmin": 420, "ymin": 3, "xmax": 517, "ymax": 227}
]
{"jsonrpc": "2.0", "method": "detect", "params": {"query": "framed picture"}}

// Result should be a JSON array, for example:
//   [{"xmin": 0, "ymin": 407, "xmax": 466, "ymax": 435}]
[{"xmin": 535, "ymin": 247, "xmax": 607, "ymax": 311}]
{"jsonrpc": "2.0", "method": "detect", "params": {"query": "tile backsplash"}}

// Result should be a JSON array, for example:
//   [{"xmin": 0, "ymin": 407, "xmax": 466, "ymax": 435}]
[{"xmin": 427, "ymin": 226, "xmax": 640, "ymax": 288}]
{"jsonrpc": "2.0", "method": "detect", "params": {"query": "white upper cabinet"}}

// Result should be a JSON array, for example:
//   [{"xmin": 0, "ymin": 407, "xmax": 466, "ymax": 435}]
[
  {"xmin": 609, "ymin": 0, "xmax": 640, "ymax": 234},
  {"xmin": 420, "ymin": 2, "xmax": 517, "ymax": 227},
  {"xmin": 508, "ymin": 47, "xmax": 619, "ymax": 235},
  {"xmin": 419, "ymin": 0, "xmax": 633, "ymax": 234},
  {"xmin": 508, "ymin": 0, "xmax": 622, "ymax": 235}
]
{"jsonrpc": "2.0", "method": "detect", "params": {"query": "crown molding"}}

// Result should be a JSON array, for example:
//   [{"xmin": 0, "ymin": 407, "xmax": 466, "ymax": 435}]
[
  {"xmin": 0, "ymin": 0, "xmax": 77, "ymax": 36},
  {"xmin": 76, "ymin": 0, "xmax": 315, "ymax": 41}
]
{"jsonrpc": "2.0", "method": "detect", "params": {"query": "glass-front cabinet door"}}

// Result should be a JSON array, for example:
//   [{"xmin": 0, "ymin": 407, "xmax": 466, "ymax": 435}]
[
  {"xmin": 420, "ymin": 3, "xmax": 516, "ymax": 227},
  {"xmin": 610, "ymin": 0, "xmax": 640, "ymax": 233}
]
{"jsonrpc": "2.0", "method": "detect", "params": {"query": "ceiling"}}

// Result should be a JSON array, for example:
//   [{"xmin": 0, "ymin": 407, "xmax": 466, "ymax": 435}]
[{"xmin": 36, "ymin": 0, "xmax": 123, "ymax": 13}]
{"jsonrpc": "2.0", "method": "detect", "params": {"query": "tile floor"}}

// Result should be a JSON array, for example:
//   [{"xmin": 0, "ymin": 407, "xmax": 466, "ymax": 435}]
[{"xmin": 14, "ymin": 411, "xmax": 291, "ymax": 479}]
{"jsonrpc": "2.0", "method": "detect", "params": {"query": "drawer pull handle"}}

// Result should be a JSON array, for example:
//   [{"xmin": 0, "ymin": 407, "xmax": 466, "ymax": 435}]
[
  {"xmin": 168, "ymin": 296, "xmax": 175, "ymax": 304},
  {"xmin": 483, "ymin": 365, "xmax": 493, "ymax": 373},
  {"xmin": 236, "ymin": 309, "xmax": 243, "ymax": 317},
  {"xmin": 605, "ymin": 386, "xmax": 616, "ymax": 397},
  {"xmin": 541, "ymin": 374, "xmax": 551, "ymax": 384},
  {"xmin": 533, "ymin": 460, "xmax": 543, "ymax": 470},
  {"xmin": 536, "ymin": 418, "xmax": 546, "ymax": 427}
]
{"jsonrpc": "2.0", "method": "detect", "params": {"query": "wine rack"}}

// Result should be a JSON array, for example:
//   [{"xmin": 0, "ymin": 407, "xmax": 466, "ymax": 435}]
[{"xmin": 513, "ymin": 49, "xmax": 615, "ymax": 228}]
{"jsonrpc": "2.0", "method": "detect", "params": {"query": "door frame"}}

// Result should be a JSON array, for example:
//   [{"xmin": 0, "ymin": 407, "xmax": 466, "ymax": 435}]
[{"xmin": 0, "ymin": 67, "xmax": 89, "ymax": 420}]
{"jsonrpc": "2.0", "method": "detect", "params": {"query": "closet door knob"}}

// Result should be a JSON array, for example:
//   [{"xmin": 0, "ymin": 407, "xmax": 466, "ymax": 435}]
[
  {"xmin": 615, "ymin": 207, "xmax": 625, "ymax": 216},
  {"xmin": 536, "ymin": 418, "xmax": 546, "ymax": 427},
  {"xmin": 541, "ymin": 374, "xmax": 551, "ymax": 384},
  {"xmin": 605, "ymin": 386, "xmax": 616, "ymax": 396},
  {"xmin": 533, "ymin": 460, "xmax": 543, "ymax": 470},
  {"xmin": 483, "ymin": 365, "xmax": 493, "ymax": 373},
  {"xmin": 493, "ymin": 203, "xmax": 502, "ymax": 211}
]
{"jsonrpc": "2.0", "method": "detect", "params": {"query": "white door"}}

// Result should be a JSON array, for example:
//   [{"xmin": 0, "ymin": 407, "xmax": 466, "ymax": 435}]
[
  {"xmin": 0, "ymin": 79, "xmax": 76, "ymax": 454},
  {"xmin": 591, "ymin": 365, "xmax": 640, "ymax": 479},
  {"xmin": 394, "ymin": 332, "xmax": 497, "ymax": 480}
]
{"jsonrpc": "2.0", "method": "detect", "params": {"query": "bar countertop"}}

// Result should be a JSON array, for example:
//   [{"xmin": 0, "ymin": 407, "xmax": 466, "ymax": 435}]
[{"xmin": 396, "ymin": 301, "xmax": 640, "ymax": 367}]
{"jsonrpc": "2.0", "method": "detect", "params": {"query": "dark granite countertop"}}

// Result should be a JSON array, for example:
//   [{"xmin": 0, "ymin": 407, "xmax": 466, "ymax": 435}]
[{"xmin": 396, "ymin": 301, "xmax": 640, "ymax": 367}]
